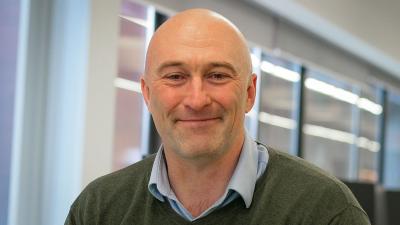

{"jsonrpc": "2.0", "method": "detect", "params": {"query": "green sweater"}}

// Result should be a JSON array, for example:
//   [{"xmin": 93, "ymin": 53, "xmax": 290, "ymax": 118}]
[{"xmin": 65, "ymin": 148, "xmax": 371, "ymax": 225}]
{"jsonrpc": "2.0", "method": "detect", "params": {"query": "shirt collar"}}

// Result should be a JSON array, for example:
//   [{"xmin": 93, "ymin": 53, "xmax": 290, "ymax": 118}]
[
  {"xmin": 148, "ymin": 130, "xmax": 259, "ymax": 208},
  {"xmin": 148, "ymin": 146, "xmax": 173, "ymax": 202},
  {"xmin": 226, "ymin": 131, "xmax": 258, "ymax": 208}
]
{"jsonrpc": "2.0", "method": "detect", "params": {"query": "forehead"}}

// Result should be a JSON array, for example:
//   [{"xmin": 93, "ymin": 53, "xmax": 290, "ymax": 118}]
[
  {"xmin": 160, "ymin": 37, "xmax": 235, "ymax": 59},
  {"xmin": 144, "ymin": 11, "xmax": 251, "ymax": 76},
  {"xmin": 148, "ymin": 28, "xmax": 247, "ymax": 74}
]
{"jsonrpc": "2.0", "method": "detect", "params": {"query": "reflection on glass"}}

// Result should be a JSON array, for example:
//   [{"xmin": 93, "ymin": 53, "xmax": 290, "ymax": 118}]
[
  {"xmin": 257, "ymin": 54, "xmax": 301, "ymax": 154},
  {"xmin": 118, "ymin": 0, "xmax": 148, "ymax": 82},
  {"xmin": 113, "ymin": 89, "xmax": 144, "ymax": 170},
  {"xmin": 303, "ymin": 71, "xmax": 355, "ymax": 180},
  {"xmin": 303, "ymin": 70, "xmax": 382, "ymax": 181},
  {"xmin": 384, "ymin": 92, "xmax": 400, "ymax": 189},
  {"xmin": 113, "ymin": 0, "xmax": 151, "ymax": 170},
  {"xmin": 357, "ymin": 87, "xmax": 380, "ymax": 183},
  {"xmin": 121, "ymin": 0, "xmax": 148, "ymax": 20}
]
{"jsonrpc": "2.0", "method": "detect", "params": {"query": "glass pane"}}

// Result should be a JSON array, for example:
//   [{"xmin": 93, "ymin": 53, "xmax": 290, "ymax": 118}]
[
  {"xmin": 113, "ymin": 89, "xmax": 144, "ymax": 170},
  {"xmin": 113, "ymin": 0, "xmax": 152, "ymax": 170},
  {"xmin": 384, "ymin": 92, "xmax": 400, "ymax": 189},
  {"xmin": 303, "ymin": 70, "xmax": 355, "ymax": 179},
  {"xmin": 118, "ymin": 0, "xmax": 148, "ymax": 82},
  {"xmin": 121, "ymin": 0, "xmax": 148, "ymax": 19},
  {"xmin": 357, "ymin": 87, "xmax": 381, "ymax": 183},
  {"xmin": 257, "ymin": 54, "xmax": 301, "ymax": 154}
]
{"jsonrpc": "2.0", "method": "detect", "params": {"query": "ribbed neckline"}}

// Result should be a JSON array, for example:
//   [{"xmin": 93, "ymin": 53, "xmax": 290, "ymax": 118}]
[{"xmin": 150, "ymin": 146, "xmax": 277, "ymax": 224}]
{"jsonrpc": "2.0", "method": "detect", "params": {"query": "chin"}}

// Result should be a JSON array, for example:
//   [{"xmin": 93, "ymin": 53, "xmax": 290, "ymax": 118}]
[
  {"xmin": 165, "ymin": 127, "xmax": 232, "ymax": 159},
  {"xmin": 177, "ymin": 141, "xmax": 226, "ymax": 159}
]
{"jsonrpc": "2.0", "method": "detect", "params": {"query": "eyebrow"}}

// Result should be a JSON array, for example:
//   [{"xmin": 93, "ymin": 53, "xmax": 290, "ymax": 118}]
[
  {"xmin": 207, "ymin": 62, "xmax": 238, "ymax": 75},
  {"xmin": 156, "ymin": 61, "xmax": 184, "ymax": 74},
  {"xmin": 156, "ymin": 61, "xmax": 239, "ymax": 75}
]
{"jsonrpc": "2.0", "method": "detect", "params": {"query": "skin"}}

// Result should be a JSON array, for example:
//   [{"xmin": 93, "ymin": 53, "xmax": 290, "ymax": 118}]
[{"xmin": 141, "ymin": 8, "xmax": 257, "ymax": 217}]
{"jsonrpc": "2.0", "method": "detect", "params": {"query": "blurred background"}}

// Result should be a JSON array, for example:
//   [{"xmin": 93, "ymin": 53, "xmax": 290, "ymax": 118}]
[{"xmin": 1, "ymin": 0, "xmax": 399, "ymax": 225}]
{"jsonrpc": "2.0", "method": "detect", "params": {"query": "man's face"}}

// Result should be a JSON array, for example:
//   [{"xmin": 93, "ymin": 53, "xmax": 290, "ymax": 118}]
[{"xmin": 141, "ymin": 15, "xmax": 256, "ymax": 161}]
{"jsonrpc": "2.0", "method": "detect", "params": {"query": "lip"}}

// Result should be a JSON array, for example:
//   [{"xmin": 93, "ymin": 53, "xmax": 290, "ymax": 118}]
[{"xmin": 176, "ymin": 117, "xmax": 221, "ymax": 126}]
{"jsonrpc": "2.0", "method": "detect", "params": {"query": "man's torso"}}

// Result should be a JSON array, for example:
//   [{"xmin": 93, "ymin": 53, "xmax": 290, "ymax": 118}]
[{"xmin": 65, "ymin": 148, "xmax": 370, "ymax": 225}]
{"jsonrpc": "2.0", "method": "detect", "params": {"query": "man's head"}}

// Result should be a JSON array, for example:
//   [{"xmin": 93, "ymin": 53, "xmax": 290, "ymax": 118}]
[{"xmin": 141, "ymin": 8, "xmax": 256, "ymax": 162}]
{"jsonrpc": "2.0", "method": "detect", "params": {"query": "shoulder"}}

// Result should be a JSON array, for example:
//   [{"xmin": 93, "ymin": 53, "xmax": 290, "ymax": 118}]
[
  {"xmin": 263, "ymin": 148, "xmax": 366, "ymax": 213},
  {"xmin": 70, "ymin": 154, "xmax": 156, "ymax": 210},
  {"xmin": 267, "ymin": 148, "xmax": 343, "ymax": 185},
  {"xmin": 248, "ymin": 147, "xmax": 370, "ymax": 224},
  {"xmin": 66, "ymin": 155, "xmax": 158, "ymax": 224},
  {"xmin": 86, "ymin": 154, "xmax": 156, "ymax": 191},
  {"xmin": 251, "ymin": 147, "xmax": 370, "ymax": 223}
]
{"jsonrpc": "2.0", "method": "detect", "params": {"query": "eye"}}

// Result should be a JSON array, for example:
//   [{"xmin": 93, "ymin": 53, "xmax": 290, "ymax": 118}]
[
  {"xmin": 162, "ymin": 73, "xmax": 187, "ymax": 86},
  {"xmin": 166, "ymin": 73, "xmax": 185, "ymax": 80},
  {"xmin": 210, "ymin": 73, "xmax": 225, "ymax": 79},
  {"xmin": 207, "ymin": 72, "xmax": 231, "ymax": 83}
]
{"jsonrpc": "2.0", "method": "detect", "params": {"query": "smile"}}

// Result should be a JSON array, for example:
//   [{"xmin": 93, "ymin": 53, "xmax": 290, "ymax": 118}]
[{"xmin": 176, "ymin": 118, "xmax": 221, "ymax": 127}]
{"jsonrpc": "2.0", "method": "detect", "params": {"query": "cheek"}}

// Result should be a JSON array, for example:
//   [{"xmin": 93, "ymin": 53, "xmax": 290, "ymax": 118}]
[
  {"xmin": 213, "ymin": 88, "xmax": 246, "ymax": 114},
  {"xmin": 149, "ymin": 88, "xmax": 182, "ymax": 115}
]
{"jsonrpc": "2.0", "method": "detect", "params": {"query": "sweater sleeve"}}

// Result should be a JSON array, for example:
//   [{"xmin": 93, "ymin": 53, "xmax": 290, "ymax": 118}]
[
  {"xmin": 64, "ymin": 209, "xmax": 77, "ymax": 225},
  {"xmin": 329, "ymin": 204, "xmax": 371, "ymax": 225}
]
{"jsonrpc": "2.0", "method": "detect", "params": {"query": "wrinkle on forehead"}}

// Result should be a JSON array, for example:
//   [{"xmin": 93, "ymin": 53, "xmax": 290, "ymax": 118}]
[{"xmin": 144, "ymin": 8, "xmax": 252, "ymax": 78}]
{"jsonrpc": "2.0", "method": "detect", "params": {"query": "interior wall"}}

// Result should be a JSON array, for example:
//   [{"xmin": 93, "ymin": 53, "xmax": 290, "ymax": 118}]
[
  {"xmin": 8, "ymin": 0, "xmax": 120, "ymax": 225},
  {"xmin": 292, "ymin": 0, "xmax": 400, "ymax": 61},
  {"xmin": 274, "ymin": 17, "xmax": 400, "ymax": 90},
  {"xmin": 0, "ymin": 1, "xmax": 20, "ymax": 224}
]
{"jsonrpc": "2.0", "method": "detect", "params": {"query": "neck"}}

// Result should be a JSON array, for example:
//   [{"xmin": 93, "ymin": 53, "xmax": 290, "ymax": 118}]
[{"xmin": 164, "ymin": 134, "xmax": 245, "ymax": 218}]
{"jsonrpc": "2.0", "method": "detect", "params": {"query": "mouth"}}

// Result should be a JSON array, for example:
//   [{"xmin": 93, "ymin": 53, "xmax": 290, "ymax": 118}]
[{"xmin": 175, "ymin": 117, "xmax": 221, "ymax": 127}]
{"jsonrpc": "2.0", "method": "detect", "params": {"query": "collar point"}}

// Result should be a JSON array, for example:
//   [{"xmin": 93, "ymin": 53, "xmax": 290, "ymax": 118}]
[{"xmin": 244, "ymin": 200, "xmax": 252, "ymax": 208}]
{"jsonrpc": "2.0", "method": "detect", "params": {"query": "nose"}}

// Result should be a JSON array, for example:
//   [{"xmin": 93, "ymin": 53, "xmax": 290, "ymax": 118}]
[{"xmin": 183, "ymin": 77, "xmax": 212, "ymax": 111}]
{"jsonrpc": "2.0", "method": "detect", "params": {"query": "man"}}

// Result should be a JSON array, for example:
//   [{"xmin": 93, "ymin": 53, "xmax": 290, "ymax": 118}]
[{"xmin": 65, "ymin": 9, "xmax": 371, "ymax": 225}]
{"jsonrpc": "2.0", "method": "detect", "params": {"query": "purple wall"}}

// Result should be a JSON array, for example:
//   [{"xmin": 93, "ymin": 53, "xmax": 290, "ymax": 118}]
[{"xmin": 0, "ymin": 0, "xmax": 20, "ymax": 224}]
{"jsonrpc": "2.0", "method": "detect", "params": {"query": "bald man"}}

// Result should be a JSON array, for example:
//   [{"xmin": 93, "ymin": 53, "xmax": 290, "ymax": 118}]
[{"xmin": 65, "ymin": 9, "xmax": 370, "ymax": 225}]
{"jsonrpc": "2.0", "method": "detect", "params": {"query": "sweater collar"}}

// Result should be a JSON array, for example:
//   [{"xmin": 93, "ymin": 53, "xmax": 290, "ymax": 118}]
[{"xmin": 148, "ymin": 130, "xmax": 261, "ymax": 208}]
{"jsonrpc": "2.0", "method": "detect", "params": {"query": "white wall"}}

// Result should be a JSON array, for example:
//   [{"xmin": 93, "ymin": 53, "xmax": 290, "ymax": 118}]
[
  {"xmin": 293, "ymin": 0, "xmax": 400, "ymax": 61},
  {"xmin": 9, "ymin": 0, "xmax": 119, "ymax": 225}
]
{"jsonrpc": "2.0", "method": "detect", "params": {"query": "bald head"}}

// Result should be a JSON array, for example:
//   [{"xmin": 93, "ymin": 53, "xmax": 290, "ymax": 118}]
[
  {"xmin": 144, "ymin": 8, "xmax": 252, "ymax": 78},
  {"xmin": 140, "ymin": 9, "xmax": 258, "ymax": 164}
]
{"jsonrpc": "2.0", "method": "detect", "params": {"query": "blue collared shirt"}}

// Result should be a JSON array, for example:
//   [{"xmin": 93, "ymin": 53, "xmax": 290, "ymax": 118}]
[{"xmin": 148, "ymin": 131, "xmax": 269, "ymax": 221}]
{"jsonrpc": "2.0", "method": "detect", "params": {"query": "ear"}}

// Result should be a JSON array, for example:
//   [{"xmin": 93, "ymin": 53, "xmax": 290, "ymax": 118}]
[
  {"xmin": 245, "ymin": 74, "xmax": 257, "ymax": 113},
  {"xmin": 141, "ymin": 76, "xmax": 151, "ymax": 112}
]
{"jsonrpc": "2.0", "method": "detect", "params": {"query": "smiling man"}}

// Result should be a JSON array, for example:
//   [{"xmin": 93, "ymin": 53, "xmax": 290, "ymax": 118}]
[{"xmin": 65, "ymin": 9, "xmax": 371, "ymax": 225}]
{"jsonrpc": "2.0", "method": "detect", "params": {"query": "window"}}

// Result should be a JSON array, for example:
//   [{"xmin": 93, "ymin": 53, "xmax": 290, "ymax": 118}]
[
  {"xmin": 256, "ymin": 54, "xmax": 301, "ymax": 154},
  {"xmin": 112, "ymin": 0, "xmax": 154, "ymax": 170},
  {"xmin": 303, "ymin": 71, "xmax": 354, "ymax": 179},
  {"xmin": 384, "ymin": 92, "xmax": 400, "ymax": 189},
  {"xmin": 303, "ymin": 70, "xmax": 382, "ymax": 181},
  {"xmin": 357, "ymin": 86, "xmax": 381, "ymax": 183}
]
